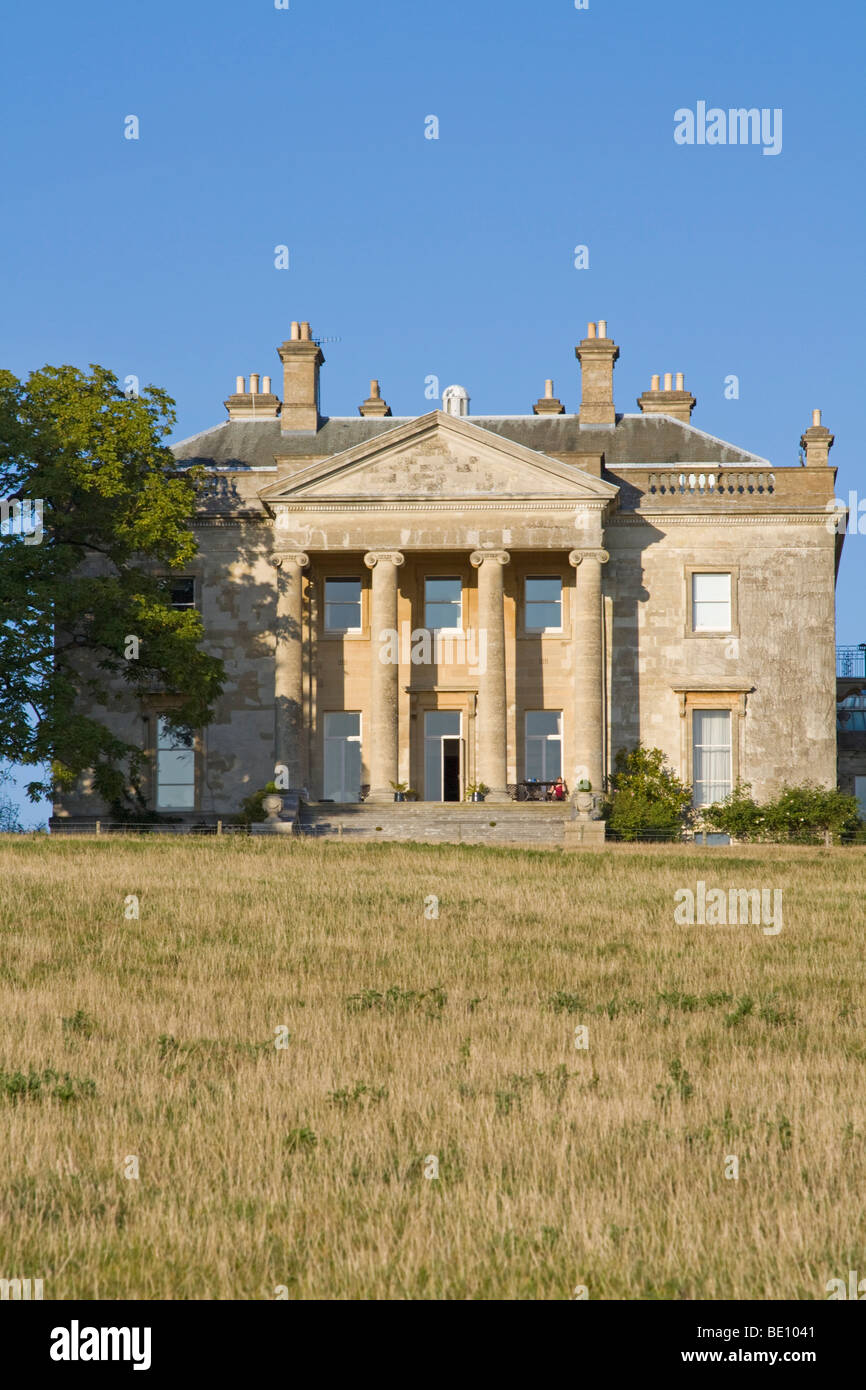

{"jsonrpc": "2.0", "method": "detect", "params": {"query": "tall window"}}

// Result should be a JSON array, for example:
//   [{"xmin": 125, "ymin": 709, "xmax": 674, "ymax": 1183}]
[
  {"xmin": 425, "ymin": 577, "xmax": 462, "ymax": 632},
  {"xmin": 156, "ymin": 716, "xmax": 195, "ymax": 809},
  {"xmin": 692, "ymin": 573, "xmax": 731, "ymax": 632},
  {"xmin": 170, "ymin": 578, "xmax": 196, "ymax": 610},
  {"xmin": 325, "ymin": 578, "xmax": 362, "ymax": 632},
  {"xmin": 692, "ymin": 709, "xmax": 732, "ymax": 806},
  {"xmin": 323, "ymin": 712, "xmax": 362, "ymax": 802},
  {"xmin": 525, "ymin": 576, "xmax": 563, "ymax": 631},
  {"xmin": 838, "ymin": 694, "xmax": 866, "ymax": 732},
  {"xmin": 525, "ymin": 711, "xmax": 562, "ymax": 782}
]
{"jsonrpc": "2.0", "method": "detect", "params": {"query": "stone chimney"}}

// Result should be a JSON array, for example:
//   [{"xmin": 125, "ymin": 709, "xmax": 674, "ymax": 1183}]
[
  {"xmin": 533, "ymin": 379, "xmax": 565, "ymax": 415},
  {"xmin": 223, "ymin": 372, "xmax": 281, "ymax": 421},
  {"xmin": 277, "ymin": 321, "xmax": 324, "ymax": 432},
  {"xmin": 800, "ymin": 409, "xmax": 834, "ymax": 467},
  {"xmin": 637, "ymin": 370, "xmax": 696, "ymax": 424},
  {"xmin": 359, "ymin": 379, "xmax": 392, "ymax": 417},
  {"xmin": 576, "ymin": 320, "xmax": 619, "ymax": 426}
]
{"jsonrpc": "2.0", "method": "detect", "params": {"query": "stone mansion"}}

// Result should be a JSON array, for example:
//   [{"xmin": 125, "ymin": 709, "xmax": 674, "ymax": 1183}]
[{"xmin": 54, "ymin": 318, "xmax": 844, "ymax": 833}]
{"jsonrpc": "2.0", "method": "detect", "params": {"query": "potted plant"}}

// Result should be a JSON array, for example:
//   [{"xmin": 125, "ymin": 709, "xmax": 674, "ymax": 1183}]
[
  {"xmin": 390, "ymin": 781, "xmax": 409, "ymax": 802},
  {"xmin": 465, "ymin": 782, "xmax": 490, "ymax": 803}
]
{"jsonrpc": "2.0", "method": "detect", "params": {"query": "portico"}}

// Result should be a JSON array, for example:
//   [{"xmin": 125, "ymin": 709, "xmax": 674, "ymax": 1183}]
[{"xmin": 261, "ymin": 409, "xmax": 618, "ymax": 806}]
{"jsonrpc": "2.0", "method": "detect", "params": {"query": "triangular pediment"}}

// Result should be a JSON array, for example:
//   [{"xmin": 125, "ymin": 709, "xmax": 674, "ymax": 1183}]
[{"xmin": 258, "ymin": 412, "xmax": 619, "ymax": 505}]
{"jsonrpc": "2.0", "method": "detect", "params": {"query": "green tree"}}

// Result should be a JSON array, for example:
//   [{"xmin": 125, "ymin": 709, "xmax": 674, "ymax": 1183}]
[
  {"xmin": 0, "ymin": 768, "xmax": 24, "ymax": 832},
  {"xmin": 603, "ymin": 745, "xmax": 693, "ymax": 841},
  {"xmin": 0, "ymin": 364, "xmax": 224, "ymax": 807},
  {"xmin": 703, "ymin": 782, "xmax": 861, "ymax": 844}
]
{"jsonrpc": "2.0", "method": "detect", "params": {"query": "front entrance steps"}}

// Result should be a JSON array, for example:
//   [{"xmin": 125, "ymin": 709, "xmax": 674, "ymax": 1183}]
[{"xmin": 298, "ymin": 800, "xmax": 580, "ymax": 849}]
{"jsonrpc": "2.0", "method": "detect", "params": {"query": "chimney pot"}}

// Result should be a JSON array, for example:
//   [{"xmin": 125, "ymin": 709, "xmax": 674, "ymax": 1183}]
[
  {"xmin": 675, "ymin": 372, "xmax": 684, "ymax": 391},
  {"xmin": 533, "ymin": 379, "xmax": 564, "ymax": 415},
  {"xmin": 359, "ymin": 378, "xmax": 391, "ymax": 417},
  {"xmin": 575, "ymin": 323, "xmax": 619, "ymax": 425},
  {"xmin": 651, "ymin": 374, "xmax": 660, "ymax": 392},
  {"xmin": 278, "ymin": 323, "xmax": 325, "ymax": 431},
  {"xmin": 225, "ymin": 367, "xmax": 280, "ymax": 419},
  {"xmin": 800, "ymin": 410, "xmax": 834, "ymax": 466},
  {"xmin": 663, "ymin": 373, "xmax": 673, "ymax": 391}
]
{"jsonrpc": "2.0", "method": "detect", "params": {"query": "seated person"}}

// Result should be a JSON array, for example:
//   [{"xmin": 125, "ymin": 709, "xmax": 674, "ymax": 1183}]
[{"xmin": 550, "ymin": 776, "xmax": 568, "ymax": 801}]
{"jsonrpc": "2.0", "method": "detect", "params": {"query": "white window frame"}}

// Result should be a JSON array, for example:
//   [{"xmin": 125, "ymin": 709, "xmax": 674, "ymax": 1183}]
[
  {"xmin": 323, "ymin": 712, "xmax": 362, "ymax": 802},
  {"xmin": 424, "ymin": 576, "xmax": 463, "ymax": 634},
  {"xmin": 324, "ymin": 577, "xmax": 363, "ymax": 634},
  {"xmin": 524, "ymin": 576, "xmax": 564, "ymax": 633},
  {"xmin": 169, "ymin": 577, "xmax": 196, "ymax": 611},
  {"xmin": 155, "ymin": 716, "xmax": 196, "ymax": 810},
  {"xmin": 691, "ymin": 708, "xmax": 732, "ymax": 807},
  {"xmin": 691, "ymin": 572, "xmax": 732, "ymax": 633},
  {"xmin": 524, "ymin": 711, "xmax": 563, "ymax": 783}
]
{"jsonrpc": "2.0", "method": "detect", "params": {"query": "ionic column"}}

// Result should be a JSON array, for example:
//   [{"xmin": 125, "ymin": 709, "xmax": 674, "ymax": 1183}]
[
  {"xmin": 470, "ymin": 550, "xmax": 510, "ymax": 801},
  {"xmin": 364, "ymin": 551, "xmax": 404, "ymax": 801},
  {"xmin": 569, "ymin": 548, "xmax": 609, "ymax": 795},
  {"xmin": 270, "ymin": 551, "xmax": 309, "ymax": 793}
]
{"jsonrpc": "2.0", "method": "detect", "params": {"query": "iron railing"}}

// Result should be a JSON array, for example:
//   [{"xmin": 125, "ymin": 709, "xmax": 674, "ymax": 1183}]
[{"xmin": 837, "ymin": 646, "xmax": 866, "ymax": 678}]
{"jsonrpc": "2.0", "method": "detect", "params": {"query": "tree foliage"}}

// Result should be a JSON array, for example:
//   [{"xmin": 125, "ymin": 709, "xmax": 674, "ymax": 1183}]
[
  {"xmin": 702, "ymin": 783, "xmax": 862, "ymax": 844},
  {"xmin": 603, "ymin": 745, "xmax": 694, "ymax": 841},
  {"xmin": 0, "ymin": 364, "xmax": 224, "ymax": 805},
  {"xmin": 0, "ymin": 767, "xmax": 24, "ymax": 832}
]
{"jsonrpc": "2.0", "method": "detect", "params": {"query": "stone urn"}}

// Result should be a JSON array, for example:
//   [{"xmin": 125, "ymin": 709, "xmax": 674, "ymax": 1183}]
[
  {"xmin": 262, "ymin": 793, "xmax": 284, "ymax": 824},
  {"xmin": 575, "ymin": 790, "xmax": 594, "ymax": 817}
]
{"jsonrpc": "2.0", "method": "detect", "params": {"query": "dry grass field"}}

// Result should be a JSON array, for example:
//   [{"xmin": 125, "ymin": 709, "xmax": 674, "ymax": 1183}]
[{"xmin": 1, "ymin": 834, "xmax": 865, "ymax": 1301}]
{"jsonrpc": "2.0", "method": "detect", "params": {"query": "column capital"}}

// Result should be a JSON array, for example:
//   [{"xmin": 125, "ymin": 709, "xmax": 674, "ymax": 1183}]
[
  {"xmin": 569, "ymin": 548, "xmax": 609, "ymax": 567},
  {"xmin": 470, "ymin": 549, "xmax": 510, "ymax": 568},
  {"xmin": 364, "ymin": 550, "xmax": 405, "ymax": 569},
  {"xmin": 270, "ymin": 550, "xmax": 310, "ymax": 569}
]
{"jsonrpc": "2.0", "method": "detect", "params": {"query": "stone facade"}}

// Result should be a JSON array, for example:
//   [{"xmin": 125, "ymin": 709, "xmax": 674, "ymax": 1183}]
[{"xmin": 52, "ymin": 320, "xmax": 844, "ymax": 826}]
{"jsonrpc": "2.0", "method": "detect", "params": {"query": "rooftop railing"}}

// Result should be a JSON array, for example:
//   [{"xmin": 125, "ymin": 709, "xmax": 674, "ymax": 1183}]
[{"xmin": 837, "ymin": 646, "xmax": 866, "ymax": 678}]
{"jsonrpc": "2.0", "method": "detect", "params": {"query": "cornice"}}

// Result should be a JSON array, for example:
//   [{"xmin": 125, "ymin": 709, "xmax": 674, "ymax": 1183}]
[
  {"xmin": 269, "ymin": 499, "xmax": 610, "ymax": 513},
  {"xmin": 193, "ymin": 508, "xmax": 834, "ymax": 530},
  {"xmin": 609, "ymin": 512, "xmax": 835, "ymax": 526}
]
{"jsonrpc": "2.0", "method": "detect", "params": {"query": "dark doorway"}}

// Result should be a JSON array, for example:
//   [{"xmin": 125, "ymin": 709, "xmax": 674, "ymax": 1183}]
[{"xmin": 442, "ymin": 738, "xmax": 461, "ymax": 802}]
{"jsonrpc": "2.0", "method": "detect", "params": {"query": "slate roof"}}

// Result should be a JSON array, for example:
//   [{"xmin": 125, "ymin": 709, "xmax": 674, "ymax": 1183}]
[{"xmin": 172, "ymin": 412, "xmax": 766, "ymax": 472}]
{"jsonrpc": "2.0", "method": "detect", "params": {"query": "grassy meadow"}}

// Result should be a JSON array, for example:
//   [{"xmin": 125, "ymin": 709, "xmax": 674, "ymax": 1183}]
[{"xmin": 0, "ymin": 834, "xmax": 865, "ymax": 1300}]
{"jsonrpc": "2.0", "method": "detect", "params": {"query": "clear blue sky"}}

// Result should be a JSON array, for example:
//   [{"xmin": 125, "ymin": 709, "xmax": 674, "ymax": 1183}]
[{"xmin": 1, "ymin": 0, "xmax": 863, "ymax": 825}]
